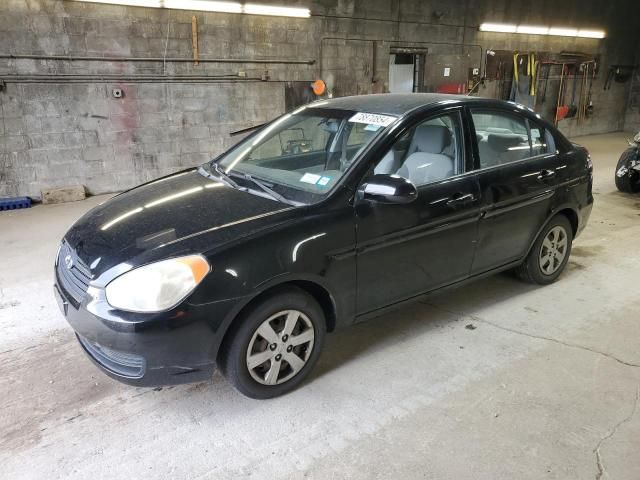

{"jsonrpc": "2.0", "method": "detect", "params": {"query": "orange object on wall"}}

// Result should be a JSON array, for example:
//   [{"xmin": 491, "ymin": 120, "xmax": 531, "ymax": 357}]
[{"xmin": 311, "ymin": 79, "xmax": 326, "ymax": 96}]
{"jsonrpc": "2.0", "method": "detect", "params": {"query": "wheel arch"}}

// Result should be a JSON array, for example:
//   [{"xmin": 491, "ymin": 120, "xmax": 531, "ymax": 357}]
[
  {"xmin": 525, "ymin": 206, "xmax": 578, "ymax": 257},
  {"xmin": 557, "ymin": 207, "xmax": 578, "ymax": 236},
  {"xmin": 215, "ymin": 278, "xmax": 338, "ymax": 364}
]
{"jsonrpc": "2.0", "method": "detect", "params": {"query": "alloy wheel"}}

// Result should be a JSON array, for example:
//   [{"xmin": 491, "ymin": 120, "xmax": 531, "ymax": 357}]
[
  {"xmin": 538, "ymin": 225, "xmax": 568, "ymax": 275},
  {"xmin": 245, "ymin": 310, "xmax": 315, "ymax": 386}
]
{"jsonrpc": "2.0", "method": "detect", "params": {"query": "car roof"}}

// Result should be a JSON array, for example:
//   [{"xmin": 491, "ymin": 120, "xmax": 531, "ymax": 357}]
[{"xmin": 307, "ymin": 93, "xmax": 493, "ymax": 116}]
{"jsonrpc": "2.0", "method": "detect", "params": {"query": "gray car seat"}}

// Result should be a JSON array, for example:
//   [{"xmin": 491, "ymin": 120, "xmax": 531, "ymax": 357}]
[
  {"xmin": 397, "ymin": 125, "xmax": 454, "ymax": 185},
  {"xmin": 374, "ymin": 149, "xmax": 400, "ymax": 175},
  {"xmin": 488, "ymin": 133, "xmax": 529, "ymax": 164},
  {"xmin": 476, "ymin": 132, "xmax": 529, "ymax": 168}
]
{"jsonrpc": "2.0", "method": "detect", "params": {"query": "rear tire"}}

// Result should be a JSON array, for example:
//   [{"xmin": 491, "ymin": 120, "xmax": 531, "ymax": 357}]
[
  {"xmin": 516, "ymin": 215, "xmax": 573, "ymax": 285},
  {"xmin": 615, "ymin": 148, "xmax": 640, "ymax": 193},
  {"xmin": 219, "ymin": 286, "xmax": 325, "ymax": 399}
]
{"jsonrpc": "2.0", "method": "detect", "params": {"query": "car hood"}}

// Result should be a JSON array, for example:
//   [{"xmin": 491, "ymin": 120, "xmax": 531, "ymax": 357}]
[{"xmin": 64, "ymin": 168, "xmax": 291, "ymax": 279}]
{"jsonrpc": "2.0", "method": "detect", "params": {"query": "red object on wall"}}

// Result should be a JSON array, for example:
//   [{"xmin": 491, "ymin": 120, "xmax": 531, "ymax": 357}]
[{"xmin": 435, "ymin": 83, "xmax": 466, "ymax": 94}]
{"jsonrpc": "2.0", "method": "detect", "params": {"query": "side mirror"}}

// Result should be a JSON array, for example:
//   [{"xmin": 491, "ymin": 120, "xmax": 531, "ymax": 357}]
[{"xmin": 356, "ymin": 174, "xmax": 418, "ymax": 205}]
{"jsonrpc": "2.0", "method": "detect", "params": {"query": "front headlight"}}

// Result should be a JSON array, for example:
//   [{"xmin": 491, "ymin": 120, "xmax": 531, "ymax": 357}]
[{"xmin": 105, "ymin": 255, "xmax": 210, "ymax": 312}]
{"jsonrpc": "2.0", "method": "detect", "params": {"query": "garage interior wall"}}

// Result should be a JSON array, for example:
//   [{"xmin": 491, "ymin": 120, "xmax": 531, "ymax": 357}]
[
  {"xmin": 623, "ymin": 44, "xmax": 640, "ymax": 133},
  {"xmin": 1, "ymin": 0, "xmax": 639, "ymax": 199}
]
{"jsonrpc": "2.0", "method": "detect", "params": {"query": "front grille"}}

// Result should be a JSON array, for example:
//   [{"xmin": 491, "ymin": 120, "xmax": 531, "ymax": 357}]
[
  {"xmin": 78, "ymin": 335, "xmax": 146, "ymax": 378},
  {"xmin": 56, "ymin": 241, "xmax": 91, "ymax": 307}
]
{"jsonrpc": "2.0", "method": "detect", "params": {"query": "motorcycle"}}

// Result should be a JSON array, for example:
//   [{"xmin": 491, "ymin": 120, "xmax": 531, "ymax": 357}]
[{"xmin": 615, "ymin": 132, "xmax": 640, "ymax": 193}]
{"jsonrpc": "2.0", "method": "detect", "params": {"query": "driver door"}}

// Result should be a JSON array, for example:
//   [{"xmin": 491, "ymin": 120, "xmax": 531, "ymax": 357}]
[{"xmin": 355, "ymin": 109, "xmax": 481, "ymax": 315}]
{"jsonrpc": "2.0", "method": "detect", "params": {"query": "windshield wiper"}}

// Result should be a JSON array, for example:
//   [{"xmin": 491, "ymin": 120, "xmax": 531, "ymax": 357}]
[
  {"xmin": 206, "ymin": 162, "xmax": 239, "ymax": 189},
  {"xmin": 203, "ymin": 162, "xmax": 298, "ymax": 206},
  {"xmin": 234, "ymin": 173, "xmax": 298, "ymax": 206}
]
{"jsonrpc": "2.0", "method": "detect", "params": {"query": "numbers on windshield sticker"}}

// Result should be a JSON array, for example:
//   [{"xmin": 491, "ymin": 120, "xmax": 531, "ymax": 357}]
[{"xmin": 349, "ymin": 112, "xmax": 396, "ymax": 127}]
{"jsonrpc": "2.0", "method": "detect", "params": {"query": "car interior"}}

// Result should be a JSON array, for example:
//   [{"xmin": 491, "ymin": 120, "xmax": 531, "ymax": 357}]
[
  {"xmin": 471, "ymin": 112, "xmax": 556, "ymax": 168},
  {"xmin": 237, "ymin": 115, "xmax": 388, "ymax": 195},
  {"xmin": 373, "ymin": 115, "xmax": 460, "ymax": 186},
  {"xmin": 472, "ymin": 113, "xmax": 532, "ymax": 168},
  {"xmin": 236, "ymin": 110, "xmax": 557, "ymax": 198}
]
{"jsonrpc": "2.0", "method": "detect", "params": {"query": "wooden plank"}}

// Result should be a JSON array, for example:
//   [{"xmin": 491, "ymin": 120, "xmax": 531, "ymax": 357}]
[{"xmin": 191, "ymin": 15, "xmax": 199, "ymax": 66}]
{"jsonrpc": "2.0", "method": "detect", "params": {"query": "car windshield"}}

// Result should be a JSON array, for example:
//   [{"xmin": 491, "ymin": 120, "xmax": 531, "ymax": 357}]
[{"xmin": 210, "ymin": 106, "xmax": 397, "ymax": 204}]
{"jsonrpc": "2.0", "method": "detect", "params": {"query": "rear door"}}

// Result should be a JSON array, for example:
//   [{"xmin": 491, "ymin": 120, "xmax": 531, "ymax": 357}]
[{"xmin": 469, "ymin": 108, "xmax": 565, "ymax": 273}]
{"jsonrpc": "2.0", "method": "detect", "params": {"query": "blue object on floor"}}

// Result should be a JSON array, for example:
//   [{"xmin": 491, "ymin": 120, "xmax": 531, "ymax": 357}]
[{"xmin": 0, "ymin": 197, "xmax": 32, "ymax": 211}]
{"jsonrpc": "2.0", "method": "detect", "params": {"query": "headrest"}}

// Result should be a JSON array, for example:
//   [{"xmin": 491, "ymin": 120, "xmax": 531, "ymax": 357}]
[
  {"xmin": 413, "ymin": 125, "xmax": 451, "ymax": 154},
  {"xmin": 488, "ymin": 134, "xmax": 525, "ymax": 153},
  {"xmin": 321, "ymin": 119, "xmax": 340, "ymax": 133}
]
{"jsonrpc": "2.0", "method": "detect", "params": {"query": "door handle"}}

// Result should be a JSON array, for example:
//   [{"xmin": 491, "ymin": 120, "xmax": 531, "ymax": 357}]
[
  {"xmin": 446, "ymin": 192, "xmax": 476, "ymax": 208},
  {"xmin": 537, "ymin": 169, "xmax": 557, "ymax": 181}
]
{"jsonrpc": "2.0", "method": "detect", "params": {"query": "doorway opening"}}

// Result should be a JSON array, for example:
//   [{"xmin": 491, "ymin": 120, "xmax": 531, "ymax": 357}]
[{"xmin": 388, "ymin": 49, "xmax": 427, "ymax": 93}]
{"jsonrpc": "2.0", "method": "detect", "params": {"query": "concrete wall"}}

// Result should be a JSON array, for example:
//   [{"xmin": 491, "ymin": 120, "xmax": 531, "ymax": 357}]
[
  {"xmin": 1, "ymin": 0, "xmax": 639, "ymax": 198},
  {"xmin": 624, "ymin": 46, "xmax": 640, "ymax": 133}
]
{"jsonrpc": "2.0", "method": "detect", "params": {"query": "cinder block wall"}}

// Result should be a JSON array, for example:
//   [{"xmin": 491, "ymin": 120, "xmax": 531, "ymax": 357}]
[
  {"xmin": 624, "ymin": 45, "xmax": 640, "ymax": 133},
  {"xmin": 1, "ymin": 0, "xmax": 638, "ymax": 198}
]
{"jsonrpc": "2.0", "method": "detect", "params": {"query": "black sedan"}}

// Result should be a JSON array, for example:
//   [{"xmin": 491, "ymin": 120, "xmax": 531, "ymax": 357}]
[{"xmin": 54, "ymin": 94, "xmax": 593, "ymax": 398}]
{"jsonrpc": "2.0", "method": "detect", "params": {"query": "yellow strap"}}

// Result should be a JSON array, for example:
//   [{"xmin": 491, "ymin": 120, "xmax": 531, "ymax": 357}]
[
  {"xmin": 513, "ymin": 52, "xmax": 519, "ymax": 84},
  {"xmin": 529, "ymin": 54, "xmax": 537, "ymax": 96}
]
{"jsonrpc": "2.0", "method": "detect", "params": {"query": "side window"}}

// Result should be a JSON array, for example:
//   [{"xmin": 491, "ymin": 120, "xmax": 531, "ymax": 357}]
[
  {"xmin": 530, "ymin": 122, "xmax": 556, "ymax": 156},
  {"xmin": 471, "ymin": 111, "xmax": 531, "ymax": 168},
  {"xmin": 372, "ymin": 112, "xmax": 463, "ymax": 187}
]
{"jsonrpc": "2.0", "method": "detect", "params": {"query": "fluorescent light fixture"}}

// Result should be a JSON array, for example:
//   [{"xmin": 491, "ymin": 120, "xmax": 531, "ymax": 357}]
[
  {"xmin": 548, "ymin": 27, "xmax": 579, "ymax": 36},
  {"xmin": 166, "ymin": 0, "xmax": 242, "ymax": 13},
  {"xmin": 516, "ymin": 25, "xmax": 549, "ymax": 35},
  {"xmin": 480, "ymin": 23, "xmax": 516, "ymax": 33},
  {"xmin": 70, "ymin": 0, "xmax": 310, "ymax": 17},
  {"xmin": 480, "ymin": 23, "xmax": 605, "ymax": 38},
  {"xmin": 577, "ymin": 29, "xmax": 606, "ymax": 39},
  {"xmin": 244, "ymin": 4, "xmax": 310, "ymax": 17}
]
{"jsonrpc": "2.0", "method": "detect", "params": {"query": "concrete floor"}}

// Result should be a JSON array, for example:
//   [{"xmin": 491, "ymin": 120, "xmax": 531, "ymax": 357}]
[{"xmin": 1, "ymin": 132, "xmax": 639, "ymax": 479}]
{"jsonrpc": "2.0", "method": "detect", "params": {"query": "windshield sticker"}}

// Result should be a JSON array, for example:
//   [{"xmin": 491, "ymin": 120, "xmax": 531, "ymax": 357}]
[
  {"xmin": 317, "ymin": 176, "xmax": 331, "ymax": 187},
  {"xmin": 364, "ymin": 124, "xmax": 382, "ymax": 132},
  {"xmin": 300, "ymin": 172, "xmax": 321, "ymax": 185},
  {"xmin": 349, "ymin": 112, "xmax": 396, "ymax": 127}
]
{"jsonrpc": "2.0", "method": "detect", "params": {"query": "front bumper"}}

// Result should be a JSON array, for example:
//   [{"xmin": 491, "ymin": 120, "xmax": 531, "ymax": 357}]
[{"xmin": 54, "ymin": 279, "xmax": 241, "ymax": 387}]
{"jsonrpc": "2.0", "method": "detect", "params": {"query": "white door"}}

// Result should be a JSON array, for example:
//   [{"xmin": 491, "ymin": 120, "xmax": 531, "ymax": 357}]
[{"xmin": 389, "ymin": 54, "xmax": 414, "ymax": 93}]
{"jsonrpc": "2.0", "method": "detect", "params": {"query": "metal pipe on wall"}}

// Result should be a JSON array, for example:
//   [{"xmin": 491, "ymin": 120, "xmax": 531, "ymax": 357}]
[
  {"xmin": 0, "ymin": 74, "xmax": 317, "ymax": 84},
  {"xmin": 0, "ymin": 53, "xmax": 316, "ymax": 65}
]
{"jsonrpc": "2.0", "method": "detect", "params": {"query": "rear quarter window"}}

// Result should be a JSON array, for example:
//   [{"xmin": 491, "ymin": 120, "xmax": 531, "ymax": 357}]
[{"xmin": 529, "ymin": 121, "xmax": 556, "ymax": 156}]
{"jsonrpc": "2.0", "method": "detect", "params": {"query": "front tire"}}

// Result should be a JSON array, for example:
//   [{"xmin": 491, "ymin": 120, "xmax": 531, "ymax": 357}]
[
  {"xmin": 516, "ymin": 215, "xmax": 573, "ymax": 285},
  {"xmin": 219, "ymin": 287, "xmax": 325, "ymax": 399},
  {"xmin": 615, "ymin": 148, "xmax": 640, "ymax": 193}
]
